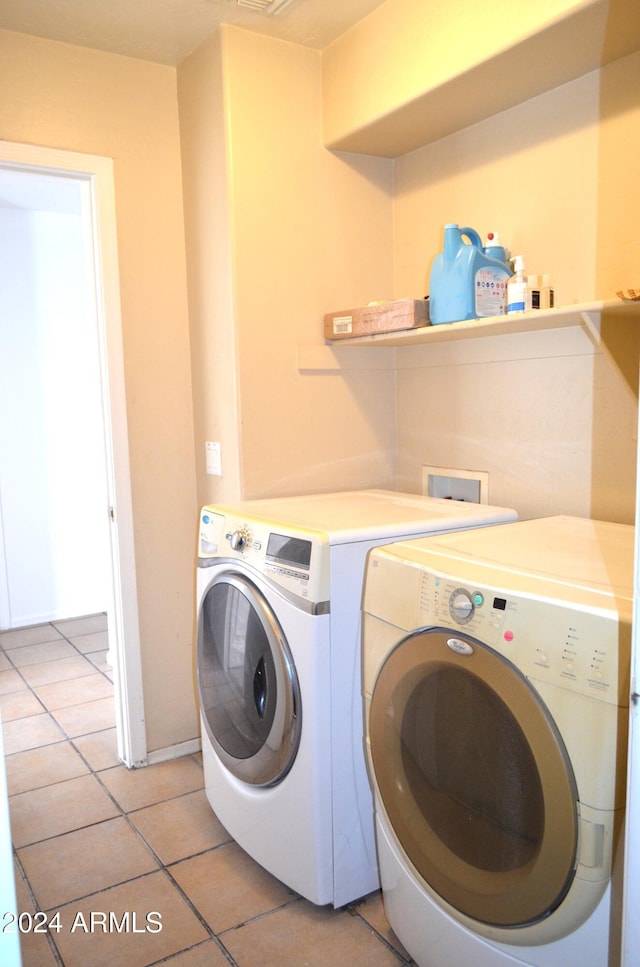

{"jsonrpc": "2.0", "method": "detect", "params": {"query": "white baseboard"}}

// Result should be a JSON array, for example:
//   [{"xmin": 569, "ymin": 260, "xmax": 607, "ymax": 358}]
[{"xmin": 145, "ymin": 737, "xmax": 202, "ymax": 766}]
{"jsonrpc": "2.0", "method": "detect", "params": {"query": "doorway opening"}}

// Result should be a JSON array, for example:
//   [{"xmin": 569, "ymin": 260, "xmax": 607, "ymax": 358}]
[{"xmin": 0, "ymin": 141, "xmax": 146, "ymax": 768}]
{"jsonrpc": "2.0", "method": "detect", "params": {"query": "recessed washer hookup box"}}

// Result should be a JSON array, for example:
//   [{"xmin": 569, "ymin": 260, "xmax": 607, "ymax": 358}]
[{"xmin": 324, "ymin": 298, "xmax": 430, "ymax": 340}]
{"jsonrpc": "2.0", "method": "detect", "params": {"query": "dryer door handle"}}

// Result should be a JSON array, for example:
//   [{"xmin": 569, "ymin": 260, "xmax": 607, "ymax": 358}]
[{"xmin": 580, "ymin": 817, "xmax": 605, "ymax": 871}]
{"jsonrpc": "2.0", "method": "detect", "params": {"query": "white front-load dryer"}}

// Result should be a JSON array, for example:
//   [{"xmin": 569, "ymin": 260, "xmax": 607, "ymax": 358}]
[
  {"xmin": 196, "ymin": 489, "xmax": 517, "ymax": 907},
  {"xmin": 362, "ymin": 515, "xmax": 633, "ymax": 965}
]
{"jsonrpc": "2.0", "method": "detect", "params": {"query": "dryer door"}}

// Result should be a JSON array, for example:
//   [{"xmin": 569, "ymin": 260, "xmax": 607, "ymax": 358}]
[
  {"xmin": 369, "ymin": 627, "xmax": 579, "ymax": 929},
  {"xmin": 197, "ymin": 571, "xmax": 301, "ymax": 787}
]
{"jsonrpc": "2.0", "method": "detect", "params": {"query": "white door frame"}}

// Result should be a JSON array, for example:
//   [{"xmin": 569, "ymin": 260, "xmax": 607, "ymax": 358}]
[
  {"xmin": 0, "ymin": 140, "xmax": 146, "ymax": 768},
  {"xmin": 623, "ymin": 409, "xmax": 640, "ymax": 962}
]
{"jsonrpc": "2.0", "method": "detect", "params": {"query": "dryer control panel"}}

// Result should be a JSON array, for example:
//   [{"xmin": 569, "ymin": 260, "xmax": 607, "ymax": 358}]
[
  {"xmin": 419, "ymin": 571, "xmax": 517, "ymax": 646},
  {"xmin": 416, "ymin": 567, "xmax": 630, "ymax": 707},
  {"xmin": 198, "ymin": 508, "xmax": 330, "ymax": 606}
]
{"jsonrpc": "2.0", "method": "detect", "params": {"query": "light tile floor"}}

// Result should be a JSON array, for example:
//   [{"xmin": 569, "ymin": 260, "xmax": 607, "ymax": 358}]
[{"xmin": 1, "ymin": 616, "xmax": 416, "ymax": 967}]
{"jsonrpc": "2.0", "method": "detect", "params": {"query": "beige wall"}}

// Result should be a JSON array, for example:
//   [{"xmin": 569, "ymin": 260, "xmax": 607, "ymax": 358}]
[
  {"xmin": 1, "ymin": 4, "xmax": 637, "ymax": 754},
  {"xmin": 391, "ymin": 53, "xmax": 640, "ymax": 522},
  {"xmin": 178, "ymin": 30, "xmax": 243, "ymax": 507},
  {"xmin": 318, "ymin": 1, "xmax": 639, "ymax": 525},
  {"xmin": 0, "ymin": 30, "xmax": 199, "ymax": 754},
  {"xmin": 179, "ymin": 26, "xmax": 397, "ymax": 503}
]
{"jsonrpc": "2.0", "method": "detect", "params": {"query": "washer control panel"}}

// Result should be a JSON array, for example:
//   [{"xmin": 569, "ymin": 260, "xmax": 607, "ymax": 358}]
[{"xmin": 198, "ymin": 508, "xmax": 330, "ymax": 605}]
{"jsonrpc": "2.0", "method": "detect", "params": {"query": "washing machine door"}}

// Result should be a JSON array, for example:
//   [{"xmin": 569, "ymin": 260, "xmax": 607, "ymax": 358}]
[
  {"xmin": 369, "ymin": 627, "xmax": 579, "ymax": 929},
  {"xmin": 197, "ymin": 570, "xmax": 301, "ymax": 787}
]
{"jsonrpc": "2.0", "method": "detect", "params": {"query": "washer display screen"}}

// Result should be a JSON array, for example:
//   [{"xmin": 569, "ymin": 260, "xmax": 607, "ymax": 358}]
[{"xmin": 266, "ymin": 533, "xmax": 312, "ymax": 570}]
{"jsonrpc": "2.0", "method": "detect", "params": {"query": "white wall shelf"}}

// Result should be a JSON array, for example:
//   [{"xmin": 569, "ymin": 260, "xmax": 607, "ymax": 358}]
[
  {"xmin": 321, "ymin": 300, "xmax": 640, "ymax": 349},
  {"xmin": 324, "ymin": 1, "xmax": 640, "ymax": 158}
]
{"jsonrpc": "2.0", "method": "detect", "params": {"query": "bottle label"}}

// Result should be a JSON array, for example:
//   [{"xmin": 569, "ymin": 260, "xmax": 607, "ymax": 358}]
[
  {"xmin": 507, "ymin": 280, "xmax": 527, "ymax": 314},
  {"xmin": 475, "ymin": 268, "xmax": 507, "ymax": 317}
]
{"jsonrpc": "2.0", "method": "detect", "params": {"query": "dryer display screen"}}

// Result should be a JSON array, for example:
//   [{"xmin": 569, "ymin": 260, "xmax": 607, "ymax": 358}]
[{"xmin": 267, "ymin": 533, "xmax": 312, "ymax": 570}]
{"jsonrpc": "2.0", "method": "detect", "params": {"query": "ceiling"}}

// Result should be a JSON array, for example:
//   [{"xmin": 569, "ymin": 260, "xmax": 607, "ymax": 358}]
[
  {"xmin": 0, "ymin": 0, "xmax": 389, "ymax": 212},
  {"xmin": 0, "ymin": 0, "xmax": 388, "ymax": 65}
]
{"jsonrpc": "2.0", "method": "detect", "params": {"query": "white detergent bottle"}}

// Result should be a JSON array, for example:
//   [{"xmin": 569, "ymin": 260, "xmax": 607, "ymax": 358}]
[{"xmin": 507, "ymin": 255, "xmax": 528, "ymax": 314}]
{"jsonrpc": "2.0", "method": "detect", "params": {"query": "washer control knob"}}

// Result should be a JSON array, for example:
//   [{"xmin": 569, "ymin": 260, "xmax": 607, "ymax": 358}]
[
  {"xmin": 449, "ymin": 588, "xmax": 474, "ymax": 624},
  {"xmin": 229, "ymin": 528, "xmax": 250, "ymax": 552}
]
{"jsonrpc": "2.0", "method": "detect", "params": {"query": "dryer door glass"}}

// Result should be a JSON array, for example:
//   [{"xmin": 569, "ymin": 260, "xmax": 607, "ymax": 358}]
[
  {"xmin": 369, "ymin": 628, "xmax": 579, "ymax": 928},
  {"xmin": 198, "ymin": 573, "xmax": 301, "ymax": 786}
]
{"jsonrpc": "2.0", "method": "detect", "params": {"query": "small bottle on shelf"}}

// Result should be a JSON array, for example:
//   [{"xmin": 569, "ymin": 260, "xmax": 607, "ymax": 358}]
[
  {"xmin": 526, "ymin": 274, "xmax": 555, "ymax": 310},
  {"xmin": 507, "ymin": 255, "xmax": 528, "ymax": 314},
  {"xmin": 542, "ymin": 274, "xmax": 555, "ymax": 308}
]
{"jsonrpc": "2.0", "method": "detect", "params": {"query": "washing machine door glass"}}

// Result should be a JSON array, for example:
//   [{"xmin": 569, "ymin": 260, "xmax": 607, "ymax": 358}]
[
  {"xmin": 198, "ymin": 572, "xmax": 301, "ymax": 786},
  {"xmin": 369, "ymin": 628, "xmax": 579, "ymax": 928}
]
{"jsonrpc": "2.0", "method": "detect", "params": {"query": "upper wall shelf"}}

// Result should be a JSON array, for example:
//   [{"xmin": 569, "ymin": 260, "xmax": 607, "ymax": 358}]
[
  {"xmin": 327, "ymin": 300, "xmax": 640, "ymax": 348},
  {"xmin": 324, "ymin": 1, "xmax": 640, "ymax": 158}
]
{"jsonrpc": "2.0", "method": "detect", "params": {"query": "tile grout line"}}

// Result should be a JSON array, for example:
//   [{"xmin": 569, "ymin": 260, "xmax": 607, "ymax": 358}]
[
  {"xmin": 2, "ymin": 626, "xmax": 107, "ymax": 965},
  {"xmin": 11, "ymin": 849, "xmax": 66, "ymax": 966},
  {"xmin": 2, "ymin": 627, "xmax": 245, "ymax": 965},
  {"xmin": 2, "ymin": 623, "xmax": 416, "ymax": 966},
  {"xmin": 2, "ymin": 623, "xmax": 125, "ymax": 965},
  {"xmin": 1, "ymin": 620, "xmax": 115, "ymax": 770}
]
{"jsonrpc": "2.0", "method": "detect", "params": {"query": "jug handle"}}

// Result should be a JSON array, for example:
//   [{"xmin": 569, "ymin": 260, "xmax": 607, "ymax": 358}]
[{"xmin": 458, "ymin": 226, "xmax": 482, "ymax": 249}]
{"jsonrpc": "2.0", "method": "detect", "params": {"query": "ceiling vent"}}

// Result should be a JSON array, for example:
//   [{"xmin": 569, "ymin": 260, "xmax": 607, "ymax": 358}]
[{"xmin": 235, "ymin": 0, "xmax": 297, "ymax": 13}]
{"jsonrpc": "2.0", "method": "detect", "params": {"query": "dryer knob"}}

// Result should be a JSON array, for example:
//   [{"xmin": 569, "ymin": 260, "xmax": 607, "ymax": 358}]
[
  {"xmin": 229, "ymin": 528, "xmax": 250, "ymax": 552},
  {"xmin": 450, "ymin": 589, "xmax": 474, "ymax": 624}
]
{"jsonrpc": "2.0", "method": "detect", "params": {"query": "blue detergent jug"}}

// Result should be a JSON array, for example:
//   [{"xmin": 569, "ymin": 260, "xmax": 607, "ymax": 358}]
[{"xmin": 429, "ymin": 224, "xmax": 511, "ymax": 325}]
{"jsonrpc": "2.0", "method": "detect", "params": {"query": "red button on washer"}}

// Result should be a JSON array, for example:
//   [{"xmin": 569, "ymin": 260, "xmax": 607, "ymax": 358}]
[{"xmin": 504, "ymin": 630, "xmax": 514, "ymax": 642}]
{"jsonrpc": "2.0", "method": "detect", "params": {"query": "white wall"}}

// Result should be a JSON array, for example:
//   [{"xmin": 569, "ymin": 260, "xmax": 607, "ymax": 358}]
[{"xmin": 0, "ymin": 200, "xmax": 109, "ymax": 627}]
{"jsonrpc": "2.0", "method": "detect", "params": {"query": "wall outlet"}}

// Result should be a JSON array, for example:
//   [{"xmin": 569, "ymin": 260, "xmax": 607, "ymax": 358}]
[
  {"xmin": 422, "ymin": 465, "xmax": 489, "ymax": 504},
  {"xmin": 205, "ymin": 441, "xmax": 222, "ymax": 476}
]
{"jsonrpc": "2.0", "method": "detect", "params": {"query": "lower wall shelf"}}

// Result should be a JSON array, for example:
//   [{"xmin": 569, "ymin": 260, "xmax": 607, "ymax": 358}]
[
  {"xmin": 298, "ymin": 300, "xmax": 640, "ymax": 373},
  {"xmin": 324, "ymin": 299, "xmax": 639, "ymax": 348}
]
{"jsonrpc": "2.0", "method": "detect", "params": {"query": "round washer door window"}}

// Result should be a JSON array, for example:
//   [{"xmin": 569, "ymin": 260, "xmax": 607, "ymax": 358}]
[
  {"xmin": 197, "ymin": 572, "xmax": 301, "ymax": 786},
  {"xmin": 369, "ymin": 628, "xmax": 579, "ymax": 928}
]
